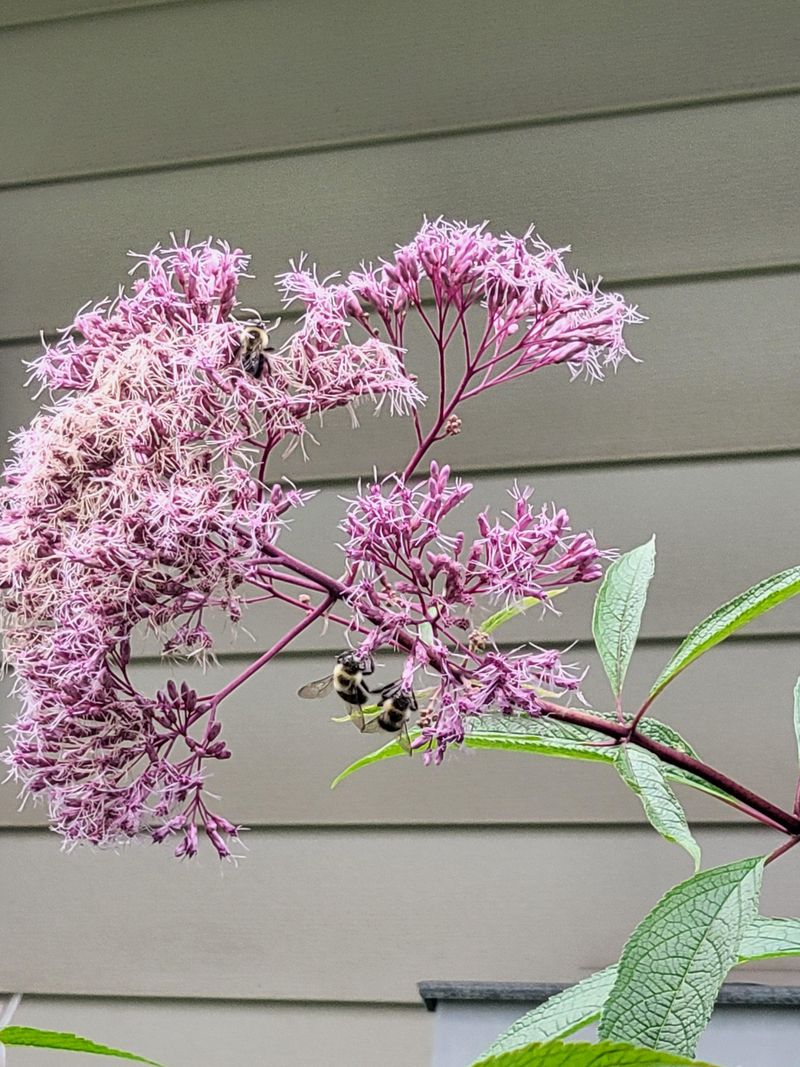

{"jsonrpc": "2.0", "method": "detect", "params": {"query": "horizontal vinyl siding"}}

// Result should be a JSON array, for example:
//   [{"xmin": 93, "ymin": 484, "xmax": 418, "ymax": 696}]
[
  {"xmin": 1, "ymin": 826, "xmax": 798, "ymax": 1001},
  {"xmin": 0, "ymin": 1, "xmax": 189, "ymax": 31},
  {"xmin": 7, "ymin": 999, "xmax": 431, "ymax": 1067},
  {"xmin": 2, "ymin": 95, "xmax": 799, "ymax": 339},
  {"xmin": 2, "ymin": 0, "xmax": 799, "ymax": 185},
  {"xmin": 2, "ymin": 638, "xmax": 798, "ymax": 828}
]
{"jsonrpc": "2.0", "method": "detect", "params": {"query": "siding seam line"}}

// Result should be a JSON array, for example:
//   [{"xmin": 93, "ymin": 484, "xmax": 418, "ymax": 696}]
[{"xmin": 1, "ymin": 86, "xmax": 798, "ymax": 193}]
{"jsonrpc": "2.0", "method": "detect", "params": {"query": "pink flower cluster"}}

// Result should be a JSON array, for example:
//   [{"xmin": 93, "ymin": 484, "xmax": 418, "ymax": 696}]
[
  {"xmin": 280, "ymin": 219, "xmax": 641, "ymax": 411},
  {"xmin": 0, "ymin": 221, "xmax": 641, "ymax": 855},
  {"xmin": 344, "ymin": 462, "xmax": 612, "ymax": 759},
  {"xmin": 0, "ymin": 238, "xmax": 422, "ymax": 855}
]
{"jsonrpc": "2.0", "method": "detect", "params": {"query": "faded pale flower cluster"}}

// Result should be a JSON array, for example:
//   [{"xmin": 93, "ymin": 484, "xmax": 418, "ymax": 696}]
[
  {"xmin": 344, "ymin": 462, "xmax": 611, "ymax": 760},
  {"xmin": 0, "ymin": 239, "xmax": 421, "ymax": 856},
  {"xmin": 0, "ymin": 221, "xmax": 641, "ymax": 856}
]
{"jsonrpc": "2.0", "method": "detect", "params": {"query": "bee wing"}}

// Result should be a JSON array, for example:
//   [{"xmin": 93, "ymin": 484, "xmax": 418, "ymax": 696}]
[
  {"xmin": 297, "ymin": 675, "xmax": 334, "ymax": 699},
  {"xmin": 350, "ymin": 707, "xmax": 381, "ymax": 733}
]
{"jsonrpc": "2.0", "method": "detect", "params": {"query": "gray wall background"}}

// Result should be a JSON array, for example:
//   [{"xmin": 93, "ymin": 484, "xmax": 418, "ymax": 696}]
[
  {"xmin": 1, "ymin": 1, "xmax": 799, "ymax": 1064},
  {"xmin": 429, "ymin": 997, "xmax": 800, "ymax": 1067}
]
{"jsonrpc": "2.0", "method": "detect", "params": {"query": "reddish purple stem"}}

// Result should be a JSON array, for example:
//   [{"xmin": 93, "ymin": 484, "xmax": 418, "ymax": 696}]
[{"xmin": 207, "ymin": 595, "xmax": 334, "ymax": 706}]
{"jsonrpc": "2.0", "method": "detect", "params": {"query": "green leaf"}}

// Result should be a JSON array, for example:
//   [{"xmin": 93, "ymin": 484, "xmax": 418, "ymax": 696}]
[
  {"xmin": 330, "ymin": 718, "xmax": 615, "ymax": 788},
  {"xmin": 650, "ymin": 566, "xmax": 800, "ymax": 699},
  {"xmin": 461, "ymin": 912, "xmax": 800, "ymax": 1065},
  {"xmin": 472, "ymin": 1038, "xmax": 724, "ymax": 1067},
  {"xmin": 479, "ymin": 591, "xmax": 566, "ymax": 637},
  {"xmin": 658, "ymin": 766, "xmax": 738, "ymax": 807},
  {"xmin": 480, "ymin": 968, "xmax": 619, "ymax": 1056},
  {"xmin": 418, "ymin": 621, "xmax": 434, "ymax": 645},
  {"xmin": 738, "ymin": 915, "xmax": 800, "ymax": 961},
  {"xmin": 464, "ymin": 715, "xmax": 618, "ymax": 763},
  {"xmin": 331, "ymin": 713, "xmax": 739, "ymax": 812},
  {"xmin": 633, "ymin": 719, "xmax": 698, "ymax": 758},
  {"xmin": 477, "ymin": 910, "xmax": 799, "ymax": 1063},
  {"xmin": 599, "ymin": 857, "xmax": 765, "ymax": 1057},
  {"xmin": 331, "ymin": 732, "xmax": 415, "ymax": 787},
  {"xmin": 0, "ymin": 1028, "xmax": 163, "ymax": 1064},
  {"xmin": 592, "ymin": 538, "xmax": 656, "ymax": 698},
  {"xmin": 616, "ymin": 747, "xmax": 700, "ymax": 870},
  {"xmin": 793, "ymin": 677, "xmax": 800, "ymax": 769}
]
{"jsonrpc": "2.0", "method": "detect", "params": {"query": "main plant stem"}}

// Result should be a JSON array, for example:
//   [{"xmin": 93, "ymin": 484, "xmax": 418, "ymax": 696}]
[{"xmin": 537, "ymin": 700, "xmax": 800, "ymax": 837}]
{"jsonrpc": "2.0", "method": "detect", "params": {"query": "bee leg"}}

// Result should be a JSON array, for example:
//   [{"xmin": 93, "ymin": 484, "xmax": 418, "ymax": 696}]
[
  {"xmin": 379, "ymin": 680, "xmax": 401, "ymax": 702},
  {"xmin": 349, "ymin": 706, "xmax": 366, "ymax": 732},
  {"xmin": 399, "ymin": 722, "xmax": 413, "ymax": 755},
  {"xmin": 353, "ymin": 684, "xmax": 372, "ymax": 704}
]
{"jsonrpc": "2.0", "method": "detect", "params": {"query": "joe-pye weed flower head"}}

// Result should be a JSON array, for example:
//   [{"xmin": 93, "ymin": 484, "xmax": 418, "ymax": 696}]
[
  {"xmin": 0, "ymin": 222, "xmax": 641, "ymax": 855},
  {"xmin": 343, "ymin": 462, "xmax": 612, "ymax": 759}
]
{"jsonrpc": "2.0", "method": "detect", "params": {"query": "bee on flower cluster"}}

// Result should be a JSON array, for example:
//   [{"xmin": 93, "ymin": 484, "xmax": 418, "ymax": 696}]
[
  {"xmin": 298, "ymin": 652, "xmax": 417, "ymax": 752},
  {"xmin": 235, "ymin": 322, "xmax": 274, "ymax": 379}
]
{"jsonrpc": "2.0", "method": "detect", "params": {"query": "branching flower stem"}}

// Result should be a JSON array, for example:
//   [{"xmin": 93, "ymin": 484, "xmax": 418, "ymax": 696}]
[
  {"xmin": 234, "ymin": 537, "xmax": 800, "ymax": 842},
  {"xmin": 207, "ymin": 595, "xmax": 334, "ymax": 708}
]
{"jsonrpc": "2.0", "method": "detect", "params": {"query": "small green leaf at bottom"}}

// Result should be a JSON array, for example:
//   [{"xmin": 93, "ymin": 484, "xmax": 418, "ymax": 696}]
[
  {"xmin": 472, "ymin": 1038, "xmax": 724, "ymax": 1067},
  {"xmin": 480, "ymin": 967, "xmax": 619, "ymax": 1056},
  {"xmin": 0, "ymin": 1027, "xmax": 164, "ymax": 1065}
]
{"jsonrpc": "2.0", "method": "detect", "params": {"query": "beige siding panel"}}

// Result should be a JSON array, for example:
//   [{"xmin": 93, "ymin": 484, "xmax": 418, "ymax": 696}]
[
  {"xmin": 3, "ymin": 1, "xmax": 799, "ymax": 186},
  {"xmin": 0, "ymin": 342, "xmax": 38, "ymax": 446},
  {"xmin": 0, "ymin": 1, "xmax": 185, "ymax": 30},
  {"xmin": 1, "ymin": 639, "xmax": 795, "ymax": 828},
  {"xmin": 1, "ymin": 96, "xmax": 798, "ymax": 340},
  {"xmin": 0, "ymin": 825, "xmax": 797, "ymax": 1000},
  {"xmin": 9, "ymin": 998, "xmax": 430, "ymax": 1067},
  {"xmin": 3, "ymin": 272, "xmax": 799, "ymax": 475}
]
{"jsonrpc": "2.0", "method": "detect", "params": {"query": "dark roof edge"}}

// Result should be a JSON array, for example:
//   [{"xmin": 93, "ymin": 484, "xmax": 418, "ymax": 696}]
[{"xmin": 418, "ymin": 980, "xmax": 800, "ymax": 1012}]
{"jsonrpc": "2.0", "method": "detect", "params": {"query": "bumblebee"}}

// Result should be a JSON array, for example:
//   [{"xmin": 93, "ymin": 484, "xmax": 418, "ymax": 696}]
[
  {"xmin": 297, "ymin": 651, "xmax": 374, "ymax": 710},
  {"xmin": 236, "ymin": 323, "xmax": 273, "ymax": 379},
  {"xmin": 356, "ymin": 680, "xmax": 417, "ymax": 753}
]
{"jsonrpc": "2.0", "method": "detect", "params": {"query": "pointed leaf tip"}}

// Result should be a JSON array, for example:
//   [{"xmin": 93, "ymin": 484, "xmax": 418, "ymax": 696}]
[
  {"xmin": 479, "ymin": 967, "xmax": 619, "ymax": 1056},
  {"xmin": 616, "ymin": 746, "xmax": 700, "ymax": 870},
  {"xmin": 0, "ymin": 1027, "xmax": 164, "ymax": 1065},
  {"xmin": 650, "ymin": 565, "xmax": 800, "ymax": 698}
]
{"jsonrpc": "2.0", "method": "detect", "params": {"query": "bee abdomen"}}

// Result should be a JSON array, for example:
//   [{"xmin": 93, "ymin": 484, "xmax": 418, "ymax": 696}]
[
  {"xmin": 337, "ymin": 687, "xmax": 371, "ymax": 706},
  {"xmin": 379, "ymin": 709, "xmax": 407, "ymax": 731}
]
